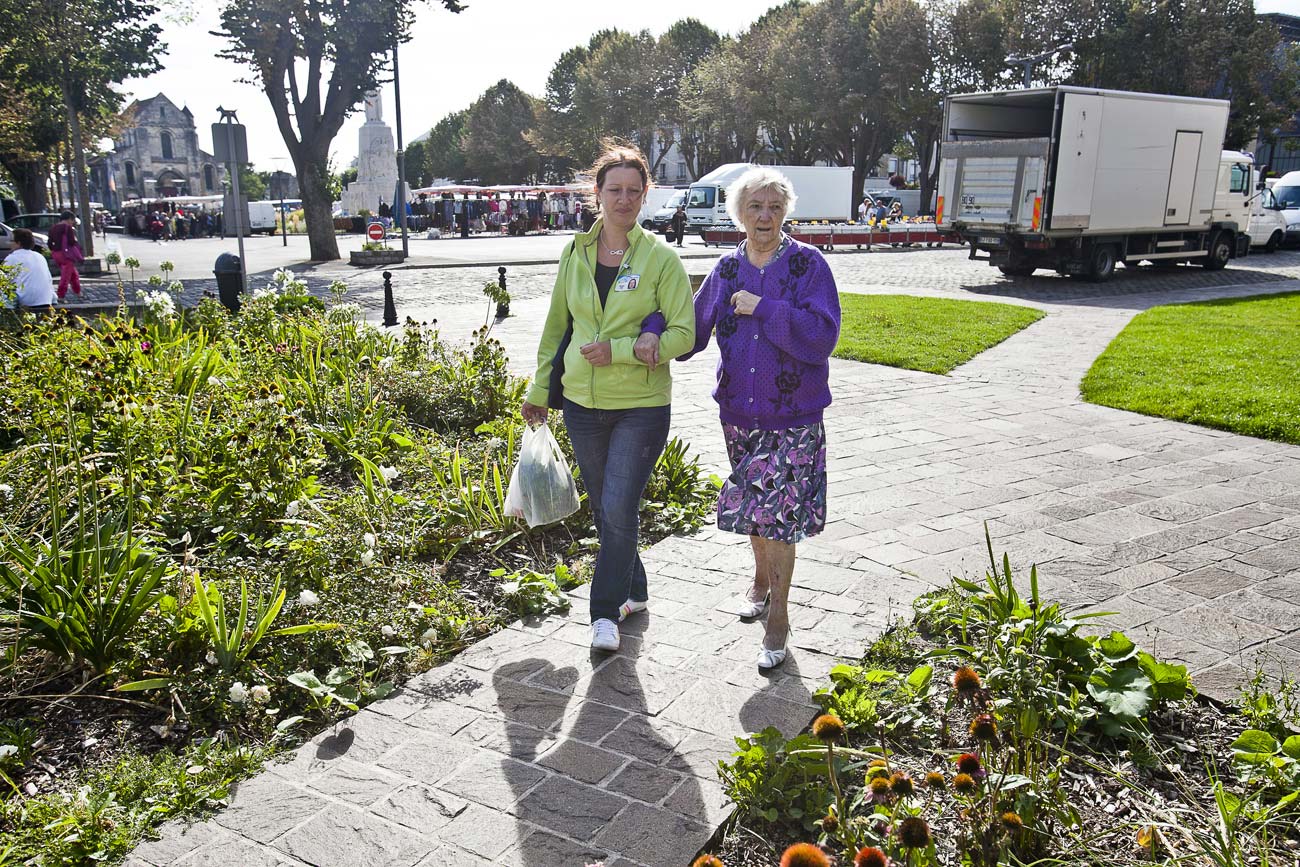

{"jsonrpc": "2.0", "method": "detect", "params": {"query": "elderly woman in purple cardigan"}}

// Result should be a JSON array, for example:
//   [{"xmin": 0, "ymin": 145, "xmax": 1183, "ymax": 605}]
[{"xmin": 638, "ymin": 167, "xmax": 841, "ymax": 669}]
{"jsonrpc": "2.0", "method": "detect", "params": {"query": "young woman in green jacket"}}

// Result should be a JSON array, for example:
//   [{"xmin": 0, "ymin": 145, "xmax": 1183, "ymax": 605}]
[{"xmin": 521, "ymin": 143, "xmax": 695, "ymax": 652}]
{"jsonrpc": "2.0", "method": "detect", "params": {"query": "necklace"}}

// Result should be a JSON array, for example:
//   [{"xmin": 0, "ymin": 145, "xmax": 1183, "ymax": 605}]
[{"xmin": 600, "ymin": 229, "xmax": 626, "ymax": 257}]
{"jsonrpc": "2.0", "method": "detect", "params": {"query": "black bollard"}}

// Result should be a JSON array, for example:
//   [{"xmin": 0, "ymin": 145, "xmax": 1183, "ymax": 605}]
[
  {"xmin": 382, "ymin": 271, "xmax": 398, "ymax": 327},
  {"xmin": 496, "ymin": 266, "xmax": 509, "ymax": 319}
]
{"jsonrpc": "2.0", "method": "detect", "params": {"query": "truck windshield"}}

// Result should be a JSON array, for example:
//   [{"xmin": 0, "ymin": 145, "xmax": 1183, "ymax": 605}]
[
  {"xmin": 687, "ymin": 186, "xmax": 715, "ymax": 209},
  {"xmin": 1274, "ymin": 185, "xmax": 1300, "ymax": 208}
]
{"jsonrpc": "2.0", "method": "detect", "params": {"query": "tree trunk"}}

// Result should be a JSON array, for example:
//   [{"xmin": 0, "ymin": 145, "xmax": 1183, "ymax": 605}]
[
  {"xmin": 295, "ymin": 149, "xmax": 339, "ymax": 261},
  {"xmin": 60, "ymin": 77, "xmax": 94, "ymax": 255},
  {"xmin": 1, "ymin": 158, "xmax": 49, "ymax": 212}
]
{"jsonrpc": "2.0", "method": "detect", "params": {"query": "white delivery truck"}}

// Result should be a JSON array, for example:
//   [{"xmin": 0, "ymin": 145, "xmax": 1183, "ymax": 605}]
[
  {"xmin": 936, "ymin": 87, "xmax": 1255, "ymax": 281},
  {"xmin": 1271, "ymin": 171, "xmax": 1300, "ymax": 248},
  {"xmin": 685, "ymin": 164, "xmax": 854, "ymax": 233}
]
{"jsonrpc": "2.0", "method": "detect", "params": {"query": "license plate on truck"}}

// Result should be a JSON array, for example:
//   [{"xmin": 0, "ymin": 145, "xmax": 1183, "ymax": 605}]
[{"xmin": 977, "ymin": 235, "xmax": 1003, "ymax": 246}]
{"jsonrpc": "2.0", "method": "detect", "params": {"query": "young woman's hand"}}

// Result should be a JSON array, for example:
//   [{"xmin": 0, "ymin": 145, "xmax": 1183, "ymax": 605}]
[
  {"xmin": 521, "ymin": 401, "xmax": 549, "ymax": 425},
  {"xmin": 580, "ymin": 340, "xmax": 612, "ymax": 367}
]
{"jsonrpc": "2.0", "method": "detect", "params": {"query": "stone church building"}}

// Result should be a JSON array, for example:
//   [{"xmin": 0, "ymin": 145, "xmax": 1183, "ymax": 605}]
[{"xmin": 90, "ymin": 94, "xmax": 225, "ymax": 210}]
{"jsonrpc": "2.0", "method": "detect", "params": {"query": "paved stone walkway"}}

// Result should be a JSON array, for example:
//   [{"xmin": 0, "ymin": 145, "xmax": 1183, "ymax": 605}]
[{"xmin": 128, "ymin": 252, "xmax": 1300, "ymax": 866}]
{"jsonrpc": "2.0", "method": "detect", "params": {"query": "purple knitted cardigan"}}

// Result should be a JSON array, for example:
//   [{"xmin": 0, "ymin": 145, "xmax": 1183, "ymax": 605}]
[{"xmin": 682, "ymin": 238, "xmax": 841, "ymax": 430}]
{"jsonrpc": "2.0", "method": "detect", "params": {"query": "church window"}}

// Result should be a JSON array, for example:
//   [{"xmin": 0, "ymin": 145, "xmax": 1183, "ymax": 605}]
[
  {"xmin": 203, "ymin": 165, "xmax": 215, "ymax": 191},
  {"xmin": 125, "ymin": 161, "xmax": 136, "ymax": 186},
  {"xmin": 160, "ymin": 132, "xmax": 173, "ymax": 160}
]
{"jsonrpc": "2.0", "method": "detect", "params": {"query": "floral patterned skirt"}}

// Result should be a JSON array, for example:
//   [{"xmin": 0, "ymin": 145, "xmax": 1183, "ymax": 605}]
[{"xmin": 717, "ymin": 422, "xmax": 828, "ymax": 544}]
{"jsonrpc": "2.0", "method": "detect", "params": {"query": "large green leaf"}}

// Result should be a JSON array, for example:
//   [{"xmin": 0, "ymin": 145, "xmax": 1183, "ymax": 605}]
[
  {"xmin": 1136, "ymin": 651, "xmax": 1190, "ymax": 701},
  {"xmin": 1087, "ymin": 667, "xmax": 1153, "ymax": 722},
  {"xmin": 1097, "ymin": 631, "xmax": 1138, "ymax": 663},
  {"xmin": 1231, "ymin": 729, "xmax": 1279, "ymax": 764},
  {"xmin": 1282, "ymin": 735, "xmax": 1300, "ymax": 760}
]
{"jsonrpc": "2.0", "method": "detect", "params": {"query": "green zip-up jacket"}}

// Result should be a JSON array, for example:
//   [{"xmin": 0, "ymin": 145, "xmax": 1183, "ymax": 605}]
[{"xmin": 526, "ymin": 219, "xmax": 695, "ymax": 410}]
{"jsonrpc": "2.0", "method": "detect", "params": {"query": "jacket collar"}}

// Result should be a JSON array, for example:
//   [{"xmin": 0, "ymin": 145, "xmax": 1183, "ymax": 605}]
[{"xmin": 575, "ymin": 217, "xmax": 649, "ymax": 262}]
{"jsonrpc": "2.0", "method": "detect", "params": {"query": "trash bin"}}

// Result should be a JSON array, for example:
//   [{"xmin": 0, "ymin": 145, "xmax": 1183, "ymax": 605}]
[{"xmin": 213, "ymin": 253, "xmax": 243, "ymax": 313}]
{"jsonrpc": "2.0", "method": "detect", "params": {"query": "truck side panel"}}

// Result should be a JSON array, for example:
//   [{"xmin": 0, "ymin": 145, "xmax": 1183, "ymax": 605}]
[{"xmin": 1080, "ymin": 93, "xmax": 1226, "ymax": 233}]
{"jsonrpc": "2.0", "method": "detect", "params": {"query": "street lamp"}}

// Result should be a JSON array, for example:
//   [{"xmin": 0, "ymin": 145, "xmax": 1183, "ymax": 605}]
[{"xmin": 1006, "ymin": 43, "xmax": 1074, "ymax": 88}]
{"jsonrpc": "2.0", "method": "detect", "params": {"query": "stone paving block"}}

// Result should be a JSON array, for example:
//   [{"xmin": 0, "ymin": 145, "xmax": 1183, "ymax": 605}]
[
  {"xmin": 375, "ymin": 729, "xmax": 476, "ymax": 785},
  {"xmin": 1101, "ymin": 561, "xmax": 1181, "ymax": 590},
  {"xmin": 437, "ymin": 802, "xmax": 526, "ymax": 860},
  {"xmin": 459, "ymin": 715, "xmax": 557, "ymax": 761},
  {"xmin": 365, "ymin": 687, "xmax": 478, "ymax": 729},
  {"xmin": 462, "ymin": 672, "xmax": 574, "ymax": 731},
  {"xmin": 272, "ymin": 710, "xmax": 424, "ymax": 781},
  {"xmin": 1169, "ymin": 565, "xmax": 1261, "ymax": 598},
  {"xmin": 573, "ymin": 655, "xmax": 700, "ymax": 715},
  {"xmin": 605, "ymin": 759, "xmax": 687, "ymax": 804},
  {"xmin": 554, "ymin": 699, "xmax": 630, "ymax": 744},
  {"xmin": 537, "ymin": 737, "xmax": 628, "ymax": 785},
  {"xmin": 1202, "ymin": 590, "xmax": 1300, "ymax": 633},
  {"xmin": 440, "ymin": 749, "xmax": 547, "ymax": 809},
  {"xmin": 499, "ymin": 830, "xmax": 610, "ymax": 867},
  {"xmin": 413, "ymin": 844, "xmax": 495, "ymax": 866},
  {"xmin": 213, "ymin": 775, "xmax": 328, "ymax": 843},
  {"xmin": 174, "ymin": 829, "xmax": 298, "ymax": 867},
  {"xmin": 1146, "ymin": 605, "xmax": 1280, "ymax": 655},
  {"xmin": 512, "ymin": 775, "xmax": 628, "ymax": 840},
  {"xmin": 1235, "ymin": 541, "xmax": 1300, "ymax": 574},
  {"xmin": 593, "ymin": 801, "xmax": 712, "ymax": 867},
  {"xmin": 277, "ymin": 803, "xmax": 436, "ymax": 867},
  {"xmin": 131, "ymin": 818, "xmax": 226, "ymax": 865},
  {"xmin": 661, "ymin": 678, "xmax": 815, "ymax": 740},
  {"xmin": 371, "ymin": 783, "xmax": 468, "ymax": 833},
  {"xmin": 1127, "ymin": 581, "xmax": 1209, "ymax": 615},
  {"xmin": 307, "ymin": 757, "xmax": 408, "ymax": 807},
  {"xmin": 666, "ymin": 774, "xmax": 734, "ymax": 827}
]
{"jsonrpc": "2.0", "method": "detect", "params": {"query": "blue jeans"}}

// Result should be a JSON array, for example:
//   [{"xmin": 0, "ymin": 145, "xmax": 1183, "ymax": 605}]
[{"xmin": 563, "ymin": 400, "xmax": 671, "ymax": 623}]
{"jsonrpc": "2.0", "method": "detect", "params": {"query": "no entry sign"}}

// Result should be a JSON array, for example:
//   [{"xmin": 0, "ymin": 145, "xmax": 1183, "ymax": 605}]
[{"xmin": 367, "ymin": 222, "xmax": 385, "ymax": 242}]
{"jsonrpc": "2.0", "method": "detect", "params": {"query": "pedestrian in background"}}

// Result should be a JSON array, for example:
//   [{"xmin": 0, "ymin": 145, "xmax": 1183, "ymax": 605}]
[
  {"xmin": 5, "ymin": 228, "xmax": 55, "ymax": 314},
  {"xmin": 47, "ymin": 211, "xmax": 82, "ymax": 300},
  {"xmin": 670, "ymin": 204, "xmax": 687, "ymax": 247},
  {"xmin": 521, "ymin": 141, "xmax": 695, "ymax": 653}
]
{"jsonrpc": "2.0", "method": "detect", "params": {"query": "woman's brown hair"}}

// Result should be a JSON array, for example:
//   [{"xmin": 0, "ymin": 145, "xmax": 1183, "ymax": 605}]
[{"xmin": 588, "ymin": 138, "xmax": 651, "ymax": 190}]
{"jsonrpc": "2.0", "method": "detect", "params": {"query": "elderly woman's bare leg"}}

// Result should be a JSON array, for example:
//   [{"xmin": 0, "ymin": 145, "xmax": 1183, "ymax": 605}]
[
  {"xmin": 755, "ymin": 537, "xmax": 795, "ymax": 653},
  {"xmin": 746, "ymin": 535, "xmax": 771, "ymax": 603}
]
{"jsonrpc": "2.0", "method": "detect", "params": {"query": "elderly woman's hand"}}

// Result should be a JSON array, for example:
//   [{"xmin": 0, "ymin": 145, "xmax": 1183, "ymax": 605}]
[
  {"xmin": 731, "ymin": 290, "xmax": 761, "ymax": 316},
  {"xmin": 633, "ymin": 333, "xmax": 660, "ymax": 370},
  {"xmin": 580, "ymin": 340, "xmax": 612, "ymax": 367}
]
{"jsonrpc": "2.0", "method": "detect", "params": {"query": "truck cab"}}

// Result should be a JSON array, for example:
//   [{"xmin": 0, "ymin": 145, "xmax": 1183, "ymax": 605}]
[{"xmin": 685, "ymin": 180, "xmax": 730, "ymax": 233}]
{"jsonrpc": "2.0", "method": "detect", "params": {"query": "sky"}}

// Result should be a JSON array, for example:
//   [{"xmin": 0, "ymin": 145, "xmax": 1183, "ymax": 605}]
[
  {"xmin": 124, "ymin": 0, "xmax": 1299, "ymax": 172},
  {"xmin": 122, "ymin": 0, "xmax": 771, "ymax": 171}
]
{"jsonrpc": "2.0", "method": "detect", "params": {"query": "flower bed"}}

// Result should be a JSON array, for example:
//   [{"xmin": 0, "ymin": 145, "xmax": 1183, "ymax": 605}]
[
  {"xmin": 700, "ymin": 538, "xmax": 1299, "ymax": 866},
  {"xmin": 0, "ymin": 272, "xmax": 719, "ymax": 862}
]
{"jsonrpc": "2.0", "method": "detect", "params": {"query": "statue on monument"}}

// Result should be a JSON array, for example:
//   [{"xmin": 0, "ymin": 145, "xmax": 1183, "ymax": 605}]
[{"xmin": 363, "ymin": 90, "xmax": 383, "ymax": 123}]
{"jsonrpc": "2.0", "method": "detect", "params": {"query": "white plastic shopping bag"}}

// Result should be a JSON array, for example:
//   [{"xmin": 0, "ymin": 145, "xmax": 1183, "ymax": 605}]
[{"xmin": 504, "ymin": 423, "xmax": 580, "ymax": 527}]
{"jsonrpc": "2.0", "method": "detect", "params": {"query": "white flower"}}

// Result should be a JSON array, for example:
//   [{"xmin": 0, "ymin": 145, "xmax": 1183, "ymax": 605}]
[
  {"xmin": 228, "ymin": 682, "xmax": 249, "ymax": 703},
  {"xmin": 250, "ymin": 685, "xmax": 271, "ymax": 704},
  {"xmin": 207, "ymin": 375, "xmax": 225, "ymax": 387},
  {"xmin": 0, "ymin": 484, "xmax": 12, "ymax": 495},
  {"xmin": 360, "ymin": 548, "xmax": 375, "ymax": 567},
  {"xmin": 297, "ymin": 588, "xmax": 320, "ymax": 607},
  {"xmin": 485, "ymin": 437, "xmax": 505, "ymax": 452},
  {"xmin": 143, "ymin": 290, "xmax": 176, "ymax": 320},
  {"xmin": 205, "ymin": 651, "xmax": 218, "ymax": 665},
  {"xmin": 379, "ymin": 465, "xmax": 400, "ymax": 482},
  {"xmin": 363, "ymin": 532, "xmax": 377, "ymax": 548},
  {"xmin": 380, "ymin": 625, "xmax": 395, "ymax": 638},
  {"xmin": 419, "ymin": 627, "xmax": 438, "ymax": 648},
  {"xmin": 253, "ymin": 286, "xmax": 277, "ymax": 300},
  {"xmin": 378, "ymin": 355, "xmax": 397, "ymax": 370},
  {"xmin": 285, "ymin": 500, "xmax": 301, "ymax": 518}
]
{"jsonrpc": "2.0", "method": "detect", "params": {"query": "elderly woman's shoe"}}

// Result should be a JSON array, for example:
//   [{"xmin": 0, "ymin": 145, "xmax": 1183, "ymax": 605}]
[
  {"xmin": 737, "ymin": 593, "xmax": 770, "ymax": 619},
  {"xmin": 757, "ymin": 645, "xmax": 788, "ymax": 670}
]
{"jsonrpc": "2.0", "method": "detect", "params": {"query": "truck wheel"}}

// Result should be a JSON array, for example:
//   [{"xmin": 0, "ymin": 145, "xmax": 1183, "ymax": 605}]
[
  {"xmin": 998, "ymin": 264, "xmax": 1036, "ymax": 277},
  {"xmin": 1203, "ymin": 233, "xmax": 1231, "ymax": 270},
  {"xmin": 1087, "ymin": 245, "xmax": 1116, "ymax": 283},
  {"xmin": 1264, "ymin": 231, "xmax": 1282, "ymax": 254}
]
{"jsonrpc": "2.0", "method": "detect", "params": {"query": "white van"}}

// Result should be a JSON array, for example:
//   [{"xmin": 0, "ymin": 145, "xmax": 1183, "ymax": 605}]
[
  {"xmin": 1270, "ymin": 171, "xmax": 1300, "ymax": 249},
  {"xmin": 649, "ymin": 190, "xmax": 687, "ymax": 234},
  {"xmin": 638, "ymin": 188, "xmax": 680, "ymax": 228},
  {"xmin": 247, "ymin": 201, "xmax": 279, "ymax": 234}
]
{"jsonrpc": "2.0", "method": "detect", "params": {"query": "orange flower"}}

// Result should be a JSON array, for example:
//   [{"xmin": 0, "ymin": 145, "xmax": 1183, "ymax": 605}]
[
  {"xmin": 692, "ymin": 857, "xmax": 725, "ymax": 867},
  {"xmin": 855, "ymin": 847, "xmax": 890, "ymax": 867},
  {"xmin": 953, "ymin": 665, "xmax": 982, "ymax": 693},
  {"xmin": 780, "ymin": 843, "xmax": 831, "ymax": 867},
  {"xmin": 812, "ymin": 714, "xmax": 846, "ymax": 743}
]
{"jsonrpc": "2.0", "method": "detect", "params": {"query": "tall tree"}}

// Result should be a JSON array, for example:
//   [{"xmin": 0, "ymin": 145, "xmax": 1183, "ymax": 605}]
[
  {"xmin": 653, "ymin": 19, "xmax": 721, "ymax": 180},
  {"xmin": 8, "ymin": 0, "xmax": 163, "ymax": 253},
  {"xmin": 572, "ymin": 30, "xmax": 665, "ymax": 170},
  {"xmin": 679, "ymin": 40, "xmax": 763, "ymax": 176},
  {"xmin": 218, "ymin": 0, "xmax": 464, "ymax": 261},
  {"xmin": 424, "ymin": 109, "xmax": 468, "ymax": 181},
  {"xmin": 460, "ymin": 80, "xmax": 541, "ymax": 184},
  {"xmin": 740, "ymin": 4, "xmax": 824, "ymax": 165},
  {"xmin": 402, "ymin": 138, "xmax": 430, "ymax": 187}
]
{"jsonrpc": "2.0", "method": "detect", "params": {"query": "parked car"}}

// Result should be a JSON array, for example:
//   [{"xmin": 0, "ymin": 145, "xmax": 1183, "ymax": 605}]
[
  {"xmin": 0, "ymin": 222, "xmax": 49, "ymax": 260},
  {"xmin": 649, "ymin": 189, "xmax": 687, "ymax": 234},
  {"xmin": 7, "ymin": 212, "xmax": 64, "ymax": 233}
]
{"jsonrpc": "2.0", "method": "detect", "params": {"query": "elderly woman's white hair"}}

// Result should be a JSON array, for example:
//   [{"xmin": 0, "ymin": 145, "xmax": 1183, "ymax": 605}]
[{"xmin": 725, "ymin": 167, "xmax": 798, "ymax": 227}]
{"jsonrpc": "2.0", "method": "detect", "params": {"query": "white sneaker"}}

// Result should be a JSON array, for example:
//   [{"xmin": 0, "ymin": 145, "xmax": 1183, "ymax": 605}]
[
  {"xmin": 618, "ymin": 599, "xmax": 648, "ymax": 621},
  {"xmin": 590, "ymin": 618, "xmax": 620, "ymax": 652}
]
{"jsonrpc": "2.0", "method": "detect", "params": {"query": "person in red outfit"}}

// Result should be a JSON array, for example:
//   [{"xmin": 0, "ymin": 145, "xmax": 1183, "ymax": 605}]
[{"xmin": 47, "ymin": 211, "xmax": 83, "ymax": 299}]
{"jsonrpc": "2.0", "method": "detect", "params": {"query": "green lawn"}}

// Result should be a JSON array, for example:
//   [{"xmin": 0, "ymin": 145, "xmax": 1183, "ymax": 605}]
[
  {"xmin": 1081, "ymin": 292, "xmax": 1300, "ymax": 444},
  {"xmin": 833, "ymin": 293, "xmax": 1045, "ymax": 374}
]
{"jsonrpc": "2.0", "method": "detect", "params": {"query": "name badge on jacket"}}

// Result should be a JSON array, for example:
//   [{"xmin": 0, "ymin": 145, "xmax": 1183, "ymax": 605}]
[{"xmin": 614, "ymin": 274, "xmax": 640, "ymax": 292}]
